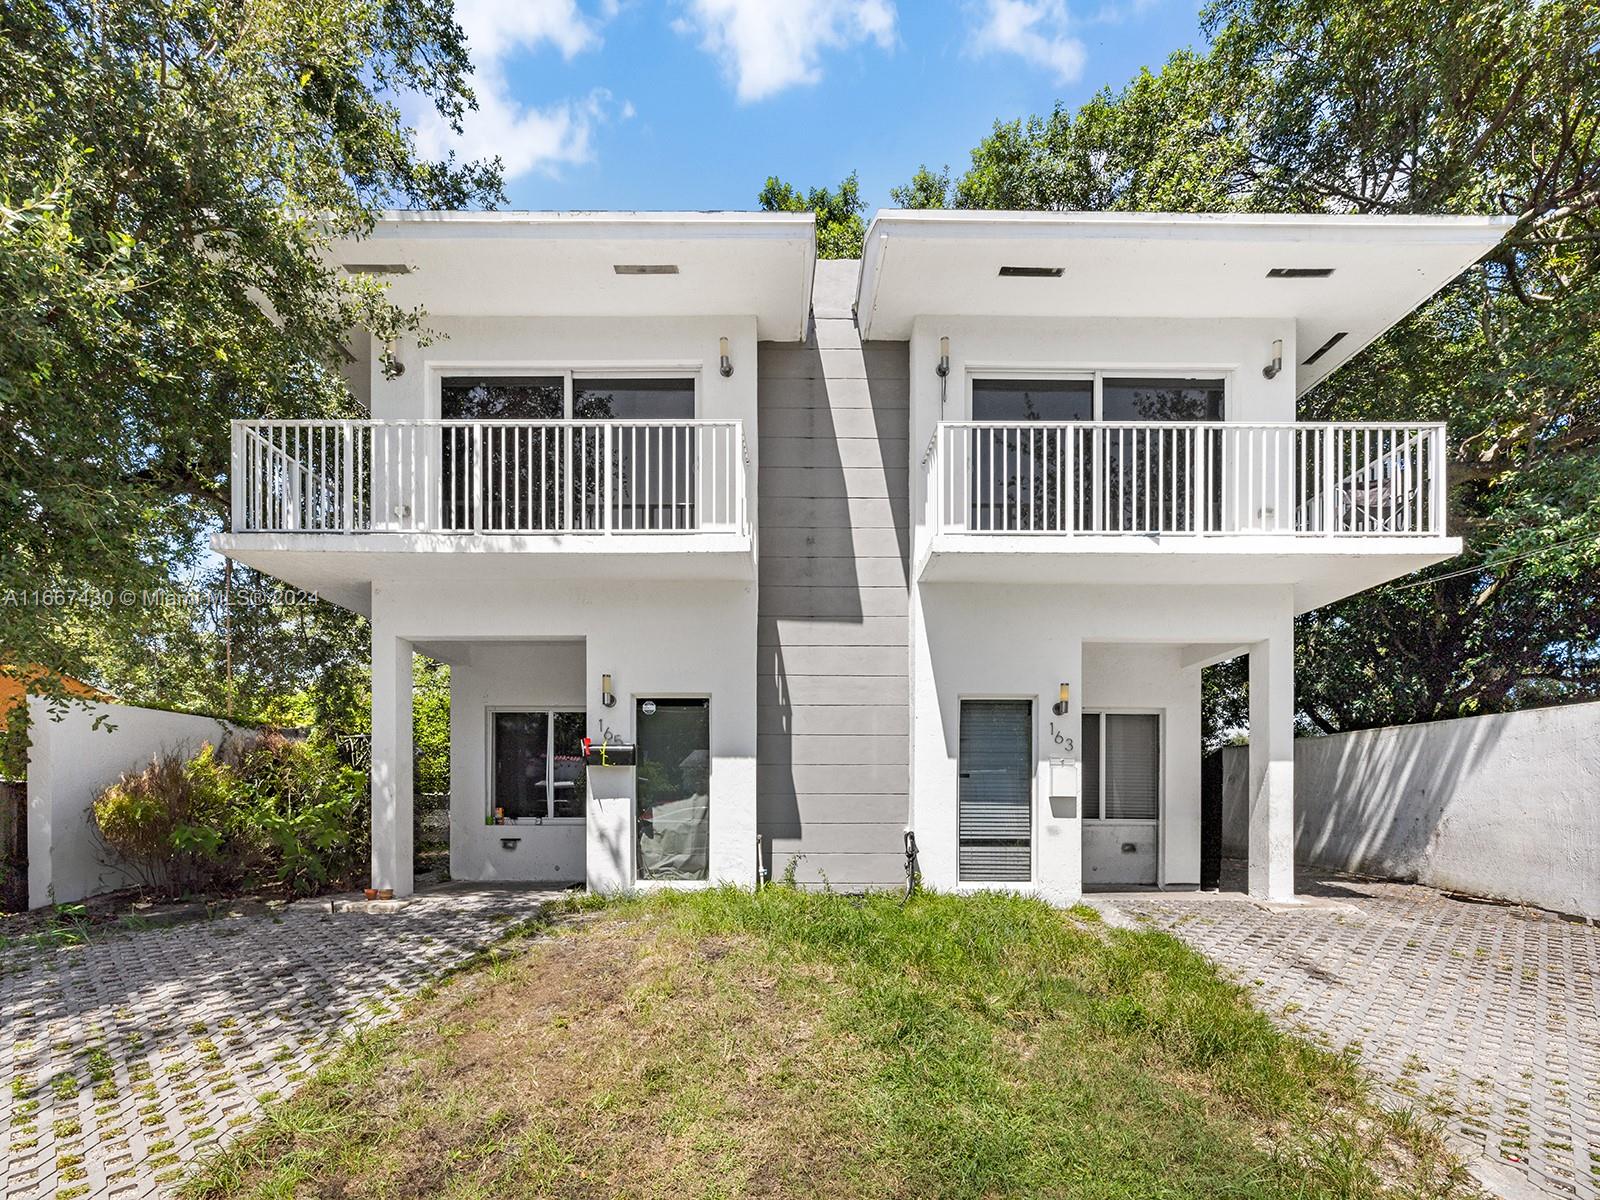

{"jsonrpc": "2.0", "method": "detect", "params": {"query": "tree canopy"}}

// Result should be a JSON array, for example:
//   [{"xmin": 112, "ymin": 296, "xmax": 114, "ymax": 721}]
[
  {"xmin": 758, "ymin": 172, "xmax": 868, "ymax": 259},
  {"xmin": 0, "ymin": 0, "xmax": 501, "ymax": 741},
  {"xmin": 898, "ymin": 0, "xmax": 1600, "ymax": 733}
]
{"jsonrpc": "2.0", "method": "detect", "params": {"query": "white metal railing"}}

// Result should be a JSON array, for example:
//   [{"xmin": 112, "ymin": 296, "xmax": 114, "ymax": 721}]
[
  {"xmin": 930, "ymin": 422, "xmax": 1447, "ymax": 537},
  {"xmin": 231, "ymin": 419, "xmax": 748, "ymax": 536}
]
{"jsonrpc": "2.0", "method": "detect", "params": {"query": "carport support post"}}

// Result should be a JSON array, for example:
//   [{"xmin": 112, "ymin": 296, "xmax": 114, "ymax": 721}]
[
  {"xmin": 370, "ymin": 627, "xmax": 414, "ymax": 897},
  {"xmin": 1247, "ymin": 619, "xmax": 1294, "ymax": 902}
]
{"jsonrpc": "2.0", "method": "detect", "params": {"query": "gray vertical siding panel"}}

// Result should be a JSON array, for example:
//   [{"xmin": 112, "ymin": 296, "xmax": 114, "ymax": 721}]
[{"xmin": 757, "ymin": 259, "xmax": 910, "ymax": 890}]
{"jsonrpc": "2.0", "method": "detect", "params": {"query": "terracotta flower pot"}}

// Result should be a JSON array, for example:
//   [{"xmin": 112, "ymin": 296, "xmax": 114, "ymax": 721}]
[{"xmin": 363, "ymin": 888, "xmax": 378, "ymax": 900}]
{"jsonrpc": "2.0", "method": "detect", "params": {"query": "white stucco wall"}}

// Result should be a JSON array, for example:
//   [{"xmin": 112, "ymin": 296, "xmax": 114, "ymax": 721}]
[
  {"xmin": 909, "ymin": 582, "xmax": 1293, "ymax": 903},
  {"xmin": 448, "ymin": 641, "xmax": 588, "ymax": 884},
  {"xmin": 26, "ymin": 698, "xmax": 237, "ymax": 907},
  {"xmin": 373, "ymin": 576, "xmax": 757, "ymax": 894},
  {"xmin": 371, "ymin": 315, "xmax": 758, "ymax": 426},
  {"xmin": 1220, "ymin": 701, "xmax": 1600, "ymax": 919}
]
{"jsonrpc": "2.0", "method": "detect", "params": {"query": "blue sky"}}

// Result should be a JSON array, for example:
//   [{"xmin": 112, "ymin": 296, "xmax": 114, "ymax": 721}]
[{"xmin": 412, "ymin": 1, "xmax": 1210, "ymax": 213}]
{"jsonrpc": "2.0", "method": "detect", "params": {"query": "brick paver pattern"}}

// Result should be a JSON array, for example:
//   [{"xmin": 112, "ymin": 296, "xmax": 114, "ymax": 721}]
[
  {"xmin": 0, "ymin": 885, "xmax": 563, "ymax": 1200},
  {"xmin": 1109, "ymin": 867, "xmax": 1600, "ymax": 1199}
]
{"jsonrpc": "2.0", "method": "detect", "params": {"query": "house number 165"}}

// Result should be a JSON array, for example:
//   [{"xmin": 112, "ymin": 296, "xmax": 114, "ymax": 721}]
[{"xmin": 1049, "ymin": 722, "xmax": 1074, "ymax": 752}]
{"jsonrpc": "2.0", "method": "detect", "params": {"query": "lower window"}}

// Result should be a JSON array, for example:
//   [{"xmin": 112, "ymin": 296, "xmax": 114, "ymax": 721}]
[
  {"xmin": 491, "ymin": 709, "xmax": 587, "ymax": 821},
  {"xmin": 958, "ymin": 699, "xmax": 1033, "ymax": 882},
  {"xmin": 1080, "ymin": 712, "xmax": 1160, "ymax": 821},
  {"xmin": 636, "ymin": 698, "xmax": 710, "ymax": 881}
]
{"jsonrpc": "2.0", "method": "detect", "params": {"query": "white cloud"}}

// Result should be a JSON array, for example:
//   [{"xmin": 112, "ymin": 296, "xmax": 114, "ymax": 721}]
[
  {"xmin": 415, "ymin": 0, "xmax": 627, "ymax": 180},
  {"xmin": 971, "ymin": 0, "xmax": 1087, "ymax": 84},
  {"xmin": 678, "ymin": 0, "xmax": 897, "ymax": 103}
]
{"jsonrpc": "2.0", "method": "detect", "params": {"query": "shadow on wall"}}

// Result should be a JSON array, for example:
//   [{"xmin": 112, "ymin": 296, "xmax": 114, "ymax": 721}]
[
  {"xmin": 755, "ymin": 258, "xmax": 912, "ymax": 887},
  {"xmin": 1222, "ymin": 700, "xmax": 1600, "ymax": 919}
]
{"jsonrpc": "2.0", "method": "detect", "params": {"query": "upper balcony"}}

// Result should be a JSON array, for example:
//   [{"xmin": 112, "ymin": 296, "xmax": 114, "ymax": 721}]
[
  {"xmin": 214, "ymin": 417, "xmax": 752, "ymax": 611},
  {"xmin": 920, "ymin": 420, "xmax": 1461, "ymax": 611}
]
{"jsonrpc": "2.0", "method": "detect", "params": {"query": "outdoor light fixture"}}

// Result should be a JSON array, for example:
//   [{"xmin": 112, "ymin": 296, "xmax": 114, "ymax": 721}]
[
  {"xmin": 1263, "ymin": 338, "xmax": 1284, "ymax": 380},
  {"xmin": 381, "ymin": 339, "xmax": 405, "ymax": 379},
  {"xmin": 936, "ymin": 336, "xmax": 951, "ymax": 410},
  {"xmin": 601, "ymin": 673, "xmax": 616, "ymax": 708},
  {"xmin": 1052, "ymin": 683, "xmax": 1071, "ymax": 717},
  {"xmin": 719, "ymin": 336, "xmax": 734, "ymax": 378}
]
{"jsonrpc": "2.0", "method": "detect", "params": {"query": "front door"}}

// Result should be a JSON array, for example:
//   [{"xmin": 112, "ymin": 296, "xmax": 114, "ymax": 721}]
[
  {"xmin": 636, "ymin": 698, "xmax": 711, "ymax": 881},
  {"xmin": 958, "ymin": 699, "xmax": 1033, "ymax": 883},
  {"xmin": 1081, "ymin": 711, "xmax": 1160, "ymax": 887}
]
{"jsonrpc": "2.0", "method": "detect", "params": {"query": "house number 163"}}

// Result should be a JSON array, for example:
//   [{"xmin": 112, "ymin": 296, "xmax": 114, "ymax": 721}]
[{"xmin": 1049, "ymin": 722, "xmax": 1074, "ymax": 752}]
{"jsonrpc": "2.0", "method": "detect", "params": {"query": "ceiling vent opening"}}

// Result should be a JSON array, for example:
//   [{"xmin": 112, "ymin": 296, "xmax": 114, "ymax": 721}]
[
  {"xmin": 1267, "ymin": 267, "xmax": 1335, "ymax": 278},
  {"xmin": 613, "ymin": 264, "xmax": 680, "ymax": 275},
  {"xmin": 1303, "ymin": 331, "xmax": 1349, "ymax": 365},
  {"xmin": 998, "ymin": 265, "xmax": 1064, "ymax": 278},
  {"xmin": 343, "ymin": 263, "xmax": 412, "ymax": 275}
]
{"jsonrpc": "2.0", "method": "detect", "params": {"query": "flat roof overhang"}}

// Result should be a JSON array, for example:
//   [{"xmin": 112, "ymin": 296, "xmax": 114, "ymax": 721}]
[
  {"xmin": 334, "ymin": 210, "xmax": 817, "ymax": 340},
  {"xmin": 213, "ymin": 532, "xmax": 755, "ymax": 617},
  {"xmin": 917, "ymin": 534, "xmax": 1463, "ymax": 614},
  {"xmin": 855, "ymin": 210, "xmax": 1513, "ymax": 393}
]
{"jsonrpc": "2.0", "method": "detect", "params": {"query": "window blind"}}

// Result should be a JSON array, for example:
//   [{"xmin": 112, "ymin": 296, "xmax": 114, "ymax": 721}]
[
  {"xmin": 1102, "ymin": 713, "xmax": 1159, "ymax": 820},
  {"xmin": 958, "ymin": 700, "xmax": 1032, "ymax": 881}
]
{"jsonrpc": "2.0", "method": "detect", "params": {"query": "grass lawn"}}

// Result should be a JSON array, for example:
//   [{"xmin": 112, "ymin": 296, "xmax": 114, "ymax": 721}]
[{"xmin": 186, "ymin": 887, "xmax": 1476, "ymax": 1199}]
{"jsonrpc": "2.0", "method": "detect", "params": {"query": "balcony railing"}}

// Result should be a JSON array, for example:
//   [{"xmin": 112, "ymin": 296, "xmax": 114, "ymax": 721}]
[
  {"xmin": 928, "ymin": 422, "xmax": 1446, "ymax": 537},
  {"xmin": 231, "ymin": 419, "xmax": 748, "ymax": 536}
]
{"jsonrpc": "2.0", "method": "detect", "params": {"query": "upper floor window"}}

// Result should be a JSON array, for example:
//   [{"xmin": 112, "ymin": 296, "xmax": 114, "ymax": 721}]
[
  {"xmin": 971, "ymin": 373, "xmax": 1224, "ymax": 423},
  {"xmin": 441, "ymin": 374, "xmax": 695, "ymax": 421}
]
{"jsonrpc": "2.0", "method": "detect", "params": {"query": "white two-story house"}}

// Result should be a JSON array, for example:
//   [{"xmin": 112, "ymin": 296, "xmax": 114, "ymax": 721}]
[{"xmin": 214, "ymin": 207, "xmax": 1508, "ymax": 904}]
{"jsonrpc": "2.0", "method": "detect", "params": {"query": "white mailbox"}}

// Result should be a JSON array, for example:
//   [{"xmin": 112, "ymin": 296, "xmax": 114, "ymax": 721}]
[{"xmin": 1049, "ymin": 758, "xmax": 1079, "ymax": 799}]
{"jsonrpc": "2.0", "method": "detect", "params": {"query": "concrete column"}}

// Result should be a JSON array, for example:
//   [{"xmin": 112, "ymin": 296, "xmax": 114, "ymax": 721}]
[
  {"xmin": 1036, "ymin": 635, "xmax": 1083, "ymax": 906},
  {"xmin": 370, "ymin": 624, "xmax": 414, "ymax": 896},
  {"xmin": 1247, "ymin": 616, "xmax": 1295, "ymax": 901}
]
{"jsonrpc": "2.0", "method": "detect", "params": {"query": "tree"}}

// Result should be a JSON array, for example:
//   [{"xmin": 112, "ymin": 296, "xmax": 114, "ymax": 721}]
[
  {"xmin": 758, "ymin": 172, "xmax": 868, "ymax": 258},
  {"xmin": 900, "ymin": 0, "xmax": 1600, "ymax": 732},
  {"xmin": 0, "ymin": 0, "xmax": 501, "ymax": 730}
]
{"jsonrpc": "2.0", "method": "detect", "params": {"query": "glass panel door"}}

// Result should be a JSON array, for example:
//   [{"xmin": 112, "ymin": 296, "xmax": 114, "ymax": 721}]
[
  {"xmin": 575, "ymin": 379, "xmax": 696, "ymax": 530},
  {"xmin": 970, "ymin": 379, "xmax": 1092, "ymax": 532},
  {"xmin": 551, "ymin": 711, "xmax": 588, "ymax": 818},
  {"xmin": 958, "ymin": 699, "xmax": 1033, "ymax": 882},
  {"xmin": 635, "ymin": 698, "xmax": 710, "ymax": 880},
  {"xmin": 1101, "ymin": 378, "xmax": 1224, "ymax": 533},
  {"xmin": 441, "ymin": 377, "xmax": 564, "ymax": 531}
]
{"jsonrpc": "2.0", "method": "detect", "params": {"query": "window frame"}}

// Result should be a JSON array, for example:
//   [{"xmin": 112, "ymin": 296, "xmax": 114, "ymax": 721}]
[
  {"xmin": 1079, "ymin": 708, "xmax": 1164, "ymax": 827},
  {"xmin": 487, "ymin": 705, "xmax": 588, "ymax": 825},
  {"xmin": 966, "ymin": 367, "xmax": 1231, "ymax": 423},
  {"xmin": 633, "ymin": 693, "xmax": 713, "ymax": 884},
  {"xmin": 429, "ymin": 364, "xmax": 701, "ymax": 420}
]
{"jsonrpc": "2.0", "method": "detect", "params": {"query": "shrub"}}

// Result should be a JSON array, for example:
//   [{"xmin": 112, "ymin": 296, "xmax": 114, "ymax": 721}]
[{"xmin": 91, "ymin": 733, "xmax": 369, "ymax": 899}]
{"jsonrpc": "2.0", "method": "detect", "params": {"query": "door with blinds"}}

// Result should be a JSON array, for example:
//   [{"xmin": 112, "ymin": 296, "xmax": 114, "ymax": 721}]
[
  {"xmin": 1081, "ymin": 711, "xmax": 1161, "ymax": 886},
  {"xmin": 958, "ymin": 700, "xmax": 1033, "ymax": 883}
]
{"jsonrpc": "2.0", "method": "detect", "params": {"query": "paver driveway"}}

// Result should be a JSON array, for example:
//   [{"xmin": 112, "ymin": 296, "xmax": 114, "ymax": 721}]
[
  {"xmin": 1104, "ymin": 865, "xmax": 1600, "ymax": 1200},
  {"xmin": 1, "ymin": 884, "xmax": 564, "ymax": 1200}
]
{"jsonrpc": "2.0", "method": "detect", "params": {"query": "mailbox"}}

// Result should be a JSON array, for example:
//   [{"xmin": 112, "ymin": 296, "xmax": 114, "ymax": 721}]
[
  {"xmin": 1049, "ymin": 758, "xmax": 1079, "ymax": 799},
  {"xmin": 583, "ymin": 737, "xmax": 636, "ymax": 768}
]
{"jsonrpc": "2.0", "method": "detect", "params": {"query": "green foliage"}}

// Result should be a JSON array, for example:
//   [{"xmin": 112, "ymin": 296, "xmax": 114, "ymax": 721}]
[
  {"xmin": 91, "ymin": 732, "xmax": 368, "ymax": 898},
  {"xmin": 0, "ymin": 0, "xmax": 500, "ymax": 722},
  {"xmin": 908, "ymin": 0, "xmax": 1600, "ymax": 731},
  {"xmin": 412, "ymin": 657, "xmax": 450, "ymax": 796},
  {"xmin": 758, "ymin": 172, "xmax": 867, "ymax": 258}
]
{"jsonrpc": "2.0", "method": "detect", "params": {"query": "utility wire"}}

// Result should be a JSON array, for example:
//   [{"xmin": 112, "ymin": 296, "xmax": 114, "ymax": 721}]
[{"xmin": 1384, "ymin": 531, "xmax": 1600, "ymax": 593}]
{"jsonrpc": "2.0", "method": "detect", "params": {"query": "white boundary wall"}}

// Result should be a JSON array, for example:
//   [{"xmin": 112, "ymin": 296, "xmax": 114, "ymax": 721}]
[
  {"xmin": 1221, "ymin": 701, "xmax": 1600, "ymax": 919},
  {"xmin": 27, "ymin": 697, "xmax": 238, "ymax": 908}
]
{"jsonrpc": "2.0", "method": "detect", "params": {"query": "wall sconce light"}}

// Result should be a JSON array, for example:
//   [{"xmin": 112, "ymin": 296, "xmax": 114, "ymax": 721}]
[
  {"xmin": 381, "ymin": 339, "xmax": 406, "ymax": 379},
  {"xmin": 1262, "ymin": 338, "xmax": 1283, "ymax": 380},
  {"xmin": 1052, "ymin": 683, "xmax": 1070, "ymax": 717},
  {"xmin": 600, "ymin": 673, "xmax": 616, "ymax": 708},
  {"xmin": 936, "ymin": 335, "xmax": 950, "ymax": 379},
  {"xmin": 719, "ymin": 336, "xmax": 734, "ymax": 378}
]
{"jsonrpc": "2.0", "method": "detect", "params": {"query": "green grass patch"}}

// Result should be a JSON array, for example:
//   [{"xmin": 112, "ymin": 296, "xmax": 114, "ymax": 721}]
[{"xmin": 183, "ymin": 887, "xmax": 1474, "ymax": 1199}]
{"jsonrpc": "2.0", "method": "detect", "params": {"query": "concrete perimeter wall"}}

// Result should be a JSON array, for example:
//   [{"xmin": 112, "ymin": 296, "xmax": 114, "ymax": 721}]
[
  {"xmin": 1221, "ymin": 701, "xmax": 1600, "ymax": 919},
  {"xmin": 27, "ymin": 697, "xmax": 239, "ymax": 907}
]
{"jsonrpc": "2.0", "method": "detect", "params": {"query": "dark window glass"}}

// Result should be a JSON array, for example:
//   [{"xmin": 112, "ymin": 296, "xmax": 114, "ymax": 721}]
[
  {"xmin": 551, "ymin": 711, "xmax": 588, "ymax": 819},
  {"xmin": 971, "ymin": 378, "xmax": 1093, "ymax": 422},
  {"xmin": 1101, "ymin": 378, "xmax": 1224, "ymax": 422},
  {"xmin": 493, "ymin": 711, "xmax": 548, "ymax": 821},
  {"xmin": 577, "ymin": 379, "xmax": 697, "ymax": 531},
  {"xmin": 957, "ymin": 699, "xmax": 1033, "ymax": 882},
  {"xmin": 636, "ymin": 698, "xmax": 710, "ymax": 881},
  {"xmin": 1081, "ymin": 714, "xmax": 1101, "ymax": 821},
  {"xmin": 440, "ymin": 378, "xmax": 564, "ymax": 532},
  {"xmin": 970, "ymin": 379, "xmax": 1093, "ymax": 532}
]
